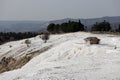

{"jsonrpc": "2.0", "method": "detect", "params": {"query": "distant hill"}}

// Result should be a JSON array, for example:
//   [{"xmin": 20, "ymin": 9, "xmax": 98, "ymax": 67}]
[
  {"xmin": 0, "ymin": 21, "xmax": 48, "ymax": 32},
  {"xmin": 0, "ymin": 16, "xmax": 120, "ymax": 32}
]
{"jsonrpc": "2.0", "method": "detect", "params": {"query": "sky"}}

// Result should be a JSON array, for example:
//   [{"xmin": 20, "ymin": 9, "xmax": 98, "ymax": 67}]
[{"xmin": 0, "ymin": 0, "xmax": 120, "ymax": 21}]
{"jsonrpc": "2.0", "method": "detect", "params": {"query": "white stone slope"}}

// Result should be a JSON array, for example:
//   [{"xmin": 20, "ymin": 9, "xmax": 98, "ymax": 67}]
[{"xmin": 0, "ymin": 32, "xmax": 120, "ymax": 80}]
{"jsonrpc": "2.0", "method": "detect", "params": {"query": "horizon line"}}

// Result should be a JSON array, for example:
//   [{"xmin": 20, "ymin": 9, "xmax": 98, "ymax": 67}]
[{"xmin": 0, "ymin": 16, "xmax": 120, "ymax": 21}]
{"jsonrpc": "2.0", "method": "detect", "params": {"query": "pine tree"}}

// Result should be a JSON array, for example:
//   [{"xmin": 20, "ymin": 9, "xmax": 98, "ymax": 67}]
[{"xmin": 91, "ymin": 21, "xmax": 111, "ymax": 31}]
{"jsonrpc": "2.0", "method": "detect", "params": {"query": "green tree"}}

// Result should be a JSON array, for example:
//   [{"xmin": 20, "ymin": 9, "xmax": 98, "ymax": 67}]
[
  {"xmin": 78, "ymin": 20, "xmax": 84, "ymax": 31},
  {"xmin": 91, "ymin": 20, "xmax": 111, "ymax": 31},
  {"xmin": 47, "ymin": 20, "xmax": 84, "ymax": 33},
  {"xmin": 119, "ymin": 24, "xmax": 120, "ymax": 31},
  {"xmin": 47, "ymin": 23, "xmax": 55, "ymax": 33}
]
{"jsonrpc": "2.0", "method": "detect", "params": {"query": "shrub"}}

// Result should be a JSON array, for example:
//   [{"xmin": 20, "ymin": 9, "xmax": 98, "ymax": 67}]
[
  {"xmin": 25, "ymin": 39, "xmax": 31, "ymax": 47},
  {"xmin": 41, "ymin": 33, "xmax": 50, "ymax": 43},
  {"xmin": 9, "ymin": 45, "xmax": 12, "ymax": 48}
]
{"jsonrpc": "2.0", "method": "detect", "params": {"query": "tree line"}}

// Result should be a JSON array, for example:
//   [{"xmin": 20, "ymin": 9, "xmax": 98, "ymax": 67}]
[
  {"xmin": 47, "ymin": 20, "xmax": 84, "ymax": 33},
  {"xmin": 47, "ymin": 20, "xmax": 120, "ymax": 33},
  {"xmin": 0, "ymin": 32, "xmax": 39, "ymax": 45}
]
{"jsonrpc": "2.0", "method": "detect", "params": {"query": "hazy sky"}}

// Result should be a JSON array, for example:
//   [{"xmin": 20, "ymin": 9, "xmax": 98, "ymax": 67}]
[{"xmin": 0, "ymin": 0, "xmax": 120, "ymax": 20}]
